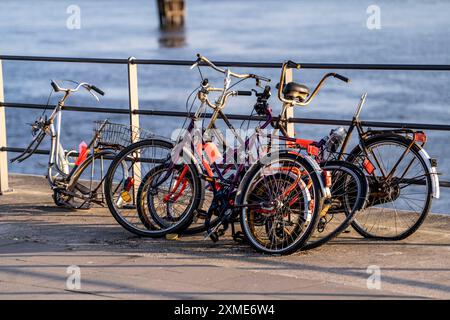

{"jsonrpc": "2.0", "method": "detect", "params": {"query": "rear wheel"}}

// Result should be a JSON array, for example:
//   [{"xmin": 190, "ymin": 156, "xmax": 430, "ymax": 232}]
[
  {"xmin": 347, "ymin": 135, "xmax": 432, "ymax": 240},
  {"xmin": 53, "ymin": 150, "xmax": 116, "ymax": 209}
]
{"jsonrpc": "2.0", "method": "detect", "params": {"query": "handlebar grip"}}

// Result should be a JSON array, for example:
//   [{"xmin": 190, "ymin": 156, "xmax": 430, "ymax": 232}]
[
  {"xmin": 286, "ymin": 60, "xmax": 301, "ymax": 69},
  {"xmin": 236, "ymin": 91, "xmax": 252, "ymax": 96},
  {"xmin": 51, "ymin": 81, "xmax": 59, "ymax": 92},
  {"xmin": 91, "ymin": 85, "xmax": 105, "ymax": 96},
  {"xmin": 333, "ymin": 73, "xmax": 350, "ymax": 83}
]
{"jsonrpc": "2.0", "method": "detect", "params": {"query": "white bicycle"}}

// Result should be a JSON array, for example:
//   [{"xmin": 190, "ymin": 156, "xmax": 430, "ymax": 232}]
[{"xmin": 12, "ymin": 80, "xmax": 149, "ymax": 209}]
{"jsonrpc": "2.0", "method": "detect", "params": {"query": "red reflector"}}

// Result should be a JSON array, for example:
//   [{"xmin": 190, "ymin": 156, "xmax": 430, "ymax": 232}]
[
  {"xmin": 323, "ymin": 170, "xmax": 332, "ymax": 187},
  {"xmin": 414, "ymin": 132, "xmax": 427, "ymax": 143},
  {"xmin": 363, "ymin": 158, "xmax": 375, "ymax": 175},
  {"xmin": 307, "ymin": 145, "xmax": 320, "ymax": 156},
  {"xmin": 124, "ymin": 177, "xmax": 134, "ymax": 191},
  {"xmin": 75, "ymin": 141, "xmax": 89, "ymax": 166},
  {"xmin": 295, "ymin": 138, "xmax": 315, "ymax": 149}
]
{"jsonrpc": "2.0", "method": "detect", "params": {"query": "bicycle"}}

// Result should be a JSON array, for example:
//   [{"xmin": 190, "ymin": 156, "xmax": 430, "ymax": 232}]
[
  {"xmin": 274, "ymin": 60, "xmax": 440, "ymax": 240},
  {"xmin": 11, "ymin": 80, "xmax": 150, "ymax": 209}
]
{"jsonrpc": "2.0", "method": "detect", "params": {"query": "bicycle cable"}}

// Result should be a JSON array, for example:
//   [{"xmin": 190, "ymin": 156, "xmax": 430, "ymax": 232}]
[{"xmin": 40, "ymin": 88, "xmax": 54, "ymax": 118}]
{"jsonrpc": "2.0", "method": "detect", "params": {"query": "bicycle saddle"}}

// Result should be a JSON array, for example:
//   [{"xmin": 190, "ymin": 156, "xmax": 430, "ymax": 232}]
[{"xmin": 283, "ymin": 82, "xmax": 310, "ymax": 102}]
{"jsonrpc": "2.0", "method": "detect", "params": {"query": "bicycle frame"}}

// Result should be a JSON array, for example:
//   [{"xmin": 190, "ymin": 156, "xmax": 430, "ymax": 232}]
[
  {"xmin": 46, "ymin": 94, "xmax": 106, "ymax": 189},
  {"xmin": 336, "ymin": 94, "xmax": 439, "ymax": 198}
]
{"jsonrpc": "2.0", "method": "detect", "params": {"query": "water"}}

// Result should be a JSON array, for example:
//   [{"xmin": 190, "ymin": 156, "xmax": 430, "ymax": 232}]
[{"xmin": 1, "ymin": 0, "xmax": 449, "ymax": 212}]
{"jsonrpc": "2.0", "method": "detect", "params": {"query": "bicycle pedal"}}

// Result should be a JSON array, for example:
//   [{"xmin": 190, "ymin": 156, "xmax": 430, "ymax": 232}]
[
  {"xmin": 317, "ymin": 217, "xmax": 327, "ymax": 233},
  {"xmin": 217, "ymin": 228, "xmax": 225, "ymax": 237},
  {"xmin": 209, "ymin": 231, "xmax": 219, "ymax": 242}
]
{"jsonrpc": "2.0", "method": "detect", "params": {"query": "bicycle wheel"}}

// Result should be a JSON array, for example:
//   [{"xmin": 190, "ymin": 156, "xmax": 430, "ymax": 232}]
[
  {"xmin": 347, "ymin": 134, "xmax": 433, "ymax": 240},
  {"xmin": 302, "ymin": 161, "xmax": 368, "ymax": 250},
  {"xmin": 134, "ymin": 147, "xmax": 213, "ymax": 235},
  {"xmin": 237, "ymin": 152, "xmax": 323, "ymax": 255},
  {"xmin": 136, "ymin": 163, "xmax": 202, "ymax": 233},
  {"xmin": 53, "ymin": 150, "xmax": 116, "ymax": 209},
  {"xmin": 104, "ymin": 138, "xmax": 202, "ymax": 237}
]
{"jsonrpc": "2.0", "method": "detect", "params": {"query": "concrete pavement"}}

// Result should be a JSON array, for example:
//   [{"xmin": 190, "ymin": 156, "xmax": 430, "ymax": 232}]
[{"xmin": 0, "ymin": 174, "xmax": 449, "ymax": 299}]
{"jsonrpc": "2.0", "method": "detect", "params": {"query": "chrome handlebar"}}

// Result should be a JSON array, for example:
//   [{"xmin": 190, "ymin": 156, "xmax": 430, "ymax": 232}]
[
  {"xmin": 51, "ymin": 80, "xmax": 105, "ymax": 102},
  {"xmin": 277, "ymin": 60, "xmax": 350, "ymax": 107},
  {"xmin": 191, "ymin": 54, "xmax": 270, "ymax": 82}
]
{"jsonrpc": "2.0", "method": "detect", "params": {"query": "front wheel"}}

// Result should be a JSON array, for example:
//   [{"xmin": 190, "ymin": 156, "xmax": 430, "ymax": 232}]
[
  {"xmin": 237, "ymin": 153, "xmax": 323, "ymax": 255},
  {"xmin": 104, "ymin": 138, "xmax": 201, "ymax": 237}
]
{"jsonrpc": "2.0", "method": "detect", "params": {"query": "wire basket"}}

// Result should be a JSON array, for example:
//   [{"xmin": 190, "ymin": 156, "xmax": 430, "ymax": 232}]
[{"xmin": 93, "ymin": 120, "xmax": 154, "ymax": 149}]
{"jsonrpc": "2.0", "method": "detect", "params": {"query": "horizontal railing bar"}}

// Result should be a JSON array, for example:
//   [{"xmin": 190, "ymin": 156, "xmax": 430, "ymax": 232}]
[
  {"xmin": 2, "ymin": 146, "xmax": 450, "ymax": 189},
  {"xmin": 2, "ymin": 147, "xmax": 49, "ymax": 155},
  {"xmin": 1, "ymin": 102, "xmax": 130, "ymax": 114},
  {"xmin": 0, "ymin": 55, "xmax": 128, "ymax": 64},
  {"xmin": 2, "ymin": 102, "xmax": 450, "ymax": 131},
  {"xmin": 1, "ymin": 55, "xmax": 450, "ymax": 71}
]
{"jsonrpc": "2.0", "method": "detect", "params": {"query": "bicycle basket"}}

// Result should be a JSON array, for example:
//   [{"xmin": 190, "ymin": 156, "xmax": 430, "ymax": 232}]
[{"xmin": 93, "ymin": 121, "xmax": 154, "ymax": 149}]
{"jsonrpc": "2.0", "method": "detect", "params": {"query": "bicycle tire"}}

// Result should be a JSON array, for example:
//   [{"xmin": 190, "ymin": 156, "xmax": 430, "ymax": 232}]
[
  {"xmin": 104, "ymin": 138, "xmax": 202, "ymax": 237},
  {"xmin": 347, "ymin": 134, "xmax": 433, "ymax": 240},
  {"xmin": 53, "ymin": 149, "xmax": 117, "ymax": 208},
  {"xmin": 237, "ymin": 152, "xmax": 323, "ymax": 255}
]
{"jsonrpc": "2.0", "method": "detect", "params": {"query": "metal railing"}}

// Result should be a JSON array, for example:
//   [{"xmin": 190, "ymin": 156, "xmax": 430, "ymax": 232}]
[{"xmin": 1, "ymin": 54, "xmax": 450, "ymax": 193}]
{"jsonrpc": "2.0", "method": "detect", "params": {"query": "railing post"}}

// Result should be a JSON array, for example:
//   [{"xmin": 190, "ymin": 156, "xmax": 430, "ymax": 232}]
[
  {"xmin": 283, "ymin": 67, "xmax": 295, "ymax": 137},
  {"xmin": 127, "ymin": 57, "xmax": 141, "ymax": 198},
  {"xmin": 127, "ymin": 57, "xmax": 140, "ymax": 135},
  {"xmin": 0, "ymin": 59, "xmax": 12, "ymax": 194}
]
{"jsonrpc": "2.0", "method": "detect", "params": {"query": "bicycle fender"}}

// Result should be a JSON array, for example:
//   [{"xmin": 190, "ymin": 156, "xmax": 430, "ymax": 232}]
[
  {"xmin": 302, "ymin": 154, "xmax": 331, "ymax": 199},
  {"xmin": 354, "ymin": 134, "xmax": 440, "ymax": 199},
  {"xmin": 282, "ymin": 150, "xmax": 331, "ymax": 199},
  {"xmin": 417, "ymin": 147, "xmax": 440, "ymax": 199},
  {"xmin": 235, "ymin": 151, "xmax": 329, "ymax": 205}
]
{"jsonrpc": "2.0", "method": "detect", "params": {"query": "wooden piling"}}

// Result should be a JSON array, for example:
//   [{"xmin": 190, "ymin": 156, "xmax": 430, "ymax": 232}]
[{"xmin": 157, "ymin": 0, "xmax": 185, "ymax": 30}]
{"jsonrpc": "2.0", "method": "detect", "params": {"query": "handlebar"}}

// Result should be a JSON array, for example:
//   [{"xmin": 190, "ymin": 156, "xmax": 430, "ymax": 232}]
[
  {"xmin": 51, "ymin": 80, "xmax": 105, "ymax": 99},
  {"xmin": 333, "ymin": 73, "xmax": 350, "ymax": 83},
  {"xmin": 191, "ymin": 54, "xmax": 270, "ymax": 83},
  {"xmin": 277, "ymin": 60, "xmax": 351, "ymax": 107},
  {"xmin": 90, "ymin": 85, "xmax": 105, "ymax": 96},
  {"xmin": 51, "ymin": 81, "xmax": 59, "ymax": 92},
  {"xmin": 236, "ymin": 90, "xmax": 252, "ymax": 96},
  {"xmin": 286, "ymin": 60, "xmax": 301, "ymax": 69}
]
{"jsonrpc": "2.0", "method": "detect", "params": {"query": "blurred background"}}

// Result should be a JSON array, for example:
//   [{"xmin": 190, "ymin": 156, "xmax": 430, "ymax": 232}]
[{"xmin": 1, "ymin": 0, "xmax": 449, "ymax": 212}]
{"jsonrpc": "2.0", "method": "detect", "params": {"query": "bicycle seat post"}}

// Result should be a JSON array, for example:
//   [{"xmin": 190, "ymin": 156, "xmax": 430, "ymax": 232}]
[{"xmin": 353, "ymin": 93, "xmax": 367, "ymax": 120}]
